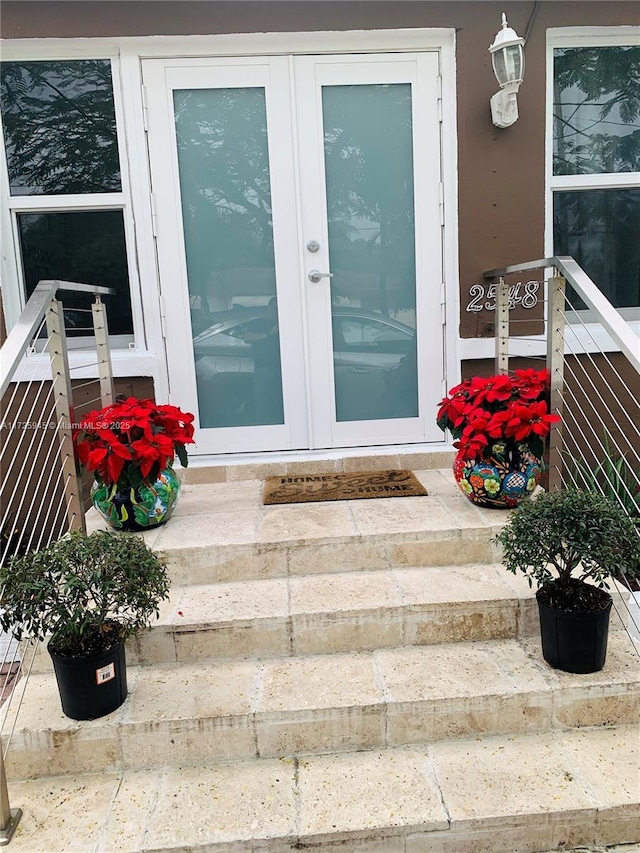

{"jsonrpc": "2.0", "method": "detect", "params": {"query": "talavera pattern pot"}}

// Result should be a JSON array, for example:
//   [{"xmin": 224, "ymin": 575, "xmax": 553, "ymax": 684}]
[
  {"xmin": 453, "ymin": 441, "xmax": 543, "ymax": 508},
  {"xmin": 91, "ymin": 466, "xmax": 181, "ymax": 531}
]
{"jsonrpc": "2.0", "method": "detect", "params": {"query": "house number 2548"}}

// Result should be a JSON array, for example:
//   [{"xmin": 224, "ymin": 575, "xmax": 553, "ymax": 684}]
[{"xmin": 465, "ymin": 280, "xmax": 540, "ymax": 312}]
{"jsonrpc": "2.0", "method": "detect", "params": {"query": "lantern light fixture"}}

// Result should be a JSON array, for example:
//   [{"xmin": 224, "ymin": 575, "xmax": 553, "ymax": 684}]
[{"xmin": 489, "ymin": 13, "xmax": 526, "ymax": 128}]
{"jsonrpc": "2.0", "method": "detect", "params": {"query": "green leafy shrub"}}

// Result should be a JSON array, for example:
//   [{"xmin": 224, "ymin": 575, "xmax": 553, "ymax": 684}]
[
  {"xmin": 494, "ymin": 488, "xmax": 640, "ymax": 611},
  {"xmin": 0, "ymin": 529, "xmax": 169, "ymax": 657}
]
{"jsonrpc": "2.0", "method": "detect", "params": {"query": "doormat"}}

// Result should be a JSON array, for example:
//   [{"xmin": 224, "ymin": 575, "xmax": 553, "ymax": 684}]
[{"xmin": 263, "ymin": 469, "xmax": 428, "ymax": 505}]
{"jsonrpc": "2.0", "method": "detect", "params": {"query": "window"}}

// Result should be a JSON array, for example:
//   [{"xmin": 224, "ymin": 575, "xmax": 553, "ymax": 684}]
[
  {"xmin": 551, "ymin": 43, "xmax": 640, "ymax": 312},
  {"xmin": 0, "ymin": 59, "xmax": 134, "ymax": 340}
]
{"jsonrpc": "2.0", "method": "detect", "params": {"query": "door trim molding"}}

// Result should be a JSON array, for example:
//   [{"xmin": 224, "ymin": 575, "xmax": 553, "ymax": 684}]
[{"xmin": 1, "ymin": 28, "xmax": 456, "ymax": 60}]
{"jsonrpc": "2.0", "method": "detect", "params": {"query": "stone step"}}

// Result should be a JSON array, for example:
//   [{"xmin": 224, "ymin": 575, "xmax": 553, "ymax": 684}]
[
  {"xmin": 24, "ymin": 562, "xmax": 538, "ymax": 674},
  {"xmin": 5, "ymin": 633, "xmax": 639, "ymax": 780},
  {"xmin": 27, "ymin": 565, "xmax": 631, "ymax": 674},
  {"xmin": 126, "ymin": 563, "xmax": 539, "ymax": 666},
  {"xmin": 87, "ymin": 469, "xmax": 507, "ymax": 586},
  {"xmin": 5, "ymin": 724, "xmax": 639, "ymax": 853}
]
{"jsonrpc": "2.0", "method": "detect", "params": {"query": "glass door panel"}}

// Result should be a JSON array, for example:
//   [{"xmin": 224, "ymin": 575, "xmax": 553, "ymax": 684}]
[
  {"xmin": 322, "ymin": 83, "xmax": 418, "ymax": 422},
  {"xmin": 295, "ymin": 54, "xmax": 444, "ymax": 449},
  {"xmin": 143, "ymin": 58, "xmax": 307, "ymax": 455},
  {"xmin": 173, "ymin": 86, "xmax": 284, "ymax": 428}
]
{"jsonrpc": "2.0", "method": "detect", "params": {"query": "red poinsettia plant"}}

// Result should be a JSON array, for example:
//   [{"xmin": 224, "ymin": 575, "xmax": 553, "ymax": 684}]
[
  {"xmin": 75, "ymin": 397, "xmax": 195, "ymax": 489},
  {"xmin": 437, "ymin": 369, "xmax": 560, "ymax": 462}
]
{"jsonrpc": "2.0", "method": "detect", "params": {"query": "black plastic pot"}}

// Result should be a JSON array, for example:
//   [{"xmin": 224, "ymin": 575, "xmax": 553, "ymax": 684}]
[
  {"xmin": 536, "ymin": 590, "xmax": 612, "ymax": 674},
  {"xmin": 49, "ymin": 638, "xmax": 128, "ymax": 720}
]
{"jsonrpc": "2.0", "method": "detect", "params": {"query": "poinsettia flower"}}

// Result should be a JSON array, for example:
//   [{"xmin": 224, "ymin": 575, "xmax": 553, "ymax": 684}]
[
  {"xmin": 506, "ymin": 401, "xmax": 561, "ymax": 442},
  {"xmin": 465, "ymin": 408, "xmax": 493, "ymax": 434},
  {"xmin": 513, "ymin": 368, "xmax": 548, "ymax": 386},
  {"xmin": 86, "ymin": 433, "xmax": 132, "ymax": 484},
  {"xmin": 130, "ymin": 433, "xmax": 176, "ymax": 479},
  {"xmin": 454, "ymin": 428, "xmax": 489, "ymax": 462},
  {"xmin": 154, "ymin": 416, "xmax": 195, "ymax": 445},
  {"xmin": 157, "ymin": 404, "xmax": 195, "ymax": 423},
  {"xmin": 437, "ymin": 395, "xmax": 469, "ymax": 430},
  {"xmin": 512, "ymin": 368, "xmax": 547, "ymax": 400},
  {"xmin": 467, "ymin": 374, "xmax": 514, "ymax": 405},
  {"xmin": 485, "ymin": 409, "xmax": 512, "ymax": 439},
  {"xmin": 437, "ymin": 370, "xmax": 560, "ymax": 460},
  {"xmin": 75, "ymin": 438, "xmax": 91, "ymax": 466},
  {"xmin": 75, "ymin": 396, "xmax": 195, "ymax": 485}
]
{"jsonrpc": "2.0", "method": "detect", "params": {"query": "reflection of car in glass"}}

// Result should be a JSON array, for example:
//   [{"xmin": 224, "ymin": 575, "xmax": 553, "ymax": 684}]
[{"xmin": 193, "ymin": 307, "xmax": 417, "ymax": 425}]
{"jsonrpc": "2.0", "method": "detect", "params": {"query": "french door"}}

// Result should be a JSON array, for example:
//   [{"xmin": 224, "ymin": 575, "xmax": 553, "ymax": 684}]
[{"xmin": 143, "ymin": 52, "xmax": 445, "ymax": 455}]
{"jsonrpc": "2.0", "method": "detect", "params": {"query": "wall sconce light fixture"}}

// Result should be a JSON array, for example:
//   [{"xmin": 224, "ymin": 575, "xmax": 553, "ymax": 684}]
[{"xmin": 489, "ymin": 13, "xmax": 526, "ymax": 128}]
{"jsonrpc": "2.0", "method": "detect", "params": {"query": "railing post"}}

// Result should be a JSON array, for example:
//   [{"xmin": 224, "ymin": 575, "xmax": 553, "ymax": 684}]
[
  {"xmin": 91, "ymin": 296, "xmax": 114, "ymax": 407},
  {"xmin": 495, "ymin": 277, "xmax": 510, "ymax": 375},
  {"xmin": 46, "ymin": 299, "xmax": 85, "ymax": 533},
  {"xmin": 0, "ymin": 748, "xmax": 21, "ymax": 845},
  {"xmin": 547, "ymin": 271, "xmax": 566, "ymax": 492}
]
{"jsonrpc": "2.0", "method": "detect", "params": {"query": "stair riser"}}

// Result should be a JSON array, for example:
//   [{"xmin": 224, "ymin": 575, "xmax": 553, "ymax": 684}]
[
  {"xmin": 22, "ymin": 595, "xmax": 631, "ymax": 673},
  {"xmin": 129, "ymin": 601, "xmax": 532, "ymax": 665},
  {"xmin": 179, "ymin": 450, "xmax": 457, "ymax": 485},
  {"xmin": 7, "ymin": 683, "xmax": 639, "ymax": 780},
  {"xmin": 161, "ymin": 532, "xmax": 502, "ymax": 586}
]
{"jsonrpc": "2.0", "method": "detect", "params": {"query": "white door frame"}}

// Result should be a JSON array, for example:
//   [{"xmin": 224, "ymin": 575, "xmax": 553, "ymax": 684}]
[{"xmin": 144, "ymin": 49, "xmax": 449, "ymax": 454}]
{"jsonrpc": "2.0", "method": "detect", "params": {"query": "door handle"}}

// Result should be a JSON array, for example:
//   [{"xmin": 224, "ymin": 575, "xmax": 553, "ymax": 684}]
[{"xmin": 308, "ymin": 270, "xmax": 334, "ymax": 283}]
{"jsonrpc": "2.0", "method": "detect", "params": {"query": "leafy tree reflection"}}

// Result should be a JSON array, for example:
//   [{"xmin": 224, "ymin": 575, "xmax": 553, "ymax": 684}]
[{"xmin": 0, "ymin": 60, "xmax": 121, "ymax": 195}]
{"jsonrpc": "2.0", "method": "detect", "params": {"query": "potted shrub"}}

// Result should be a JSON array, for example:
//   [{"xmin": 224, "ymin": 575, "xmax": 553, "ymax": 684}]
[
  {"xmin": 0, "ymin": 529, "xmax": 170, "ymax": 720},
  {"xmin": 74, "ymin": 396, "xmax": 195, "ymax": 530},
  {"xmin": 437, "ymin": 369, "xmax": 560, "ymax": 507},
  {"xmin": 495, "ymin": 488, "xmax": 640, "ymax": 673}
]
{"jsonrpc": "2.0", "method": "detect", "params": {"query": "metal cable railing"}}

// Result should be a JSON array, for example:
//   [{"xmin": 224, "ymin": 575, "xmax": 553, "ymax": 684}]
[
  {"xmin": 484, "ymin": 257, "xmax": 640, "ymax": 649},
  {"xmin": 0, "ymin": 281, "xmax": 114, "ymax": 844}
]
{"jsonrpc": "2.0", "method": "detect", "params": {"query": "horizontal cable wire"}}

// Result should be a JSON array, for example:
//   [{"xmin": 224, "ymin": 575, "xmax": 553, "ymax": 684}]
[
  {"xmin": 559, "ymin": 328, "xmax": 640, "ymax": 457},
  {"xmin": 557, "ymin": 412, "xmax": 639, "ymax": 509},
  {"xmin": 562, "ymin": 299, "xmax": 640, "ymax": 408},
  {"xmin": 68, "ymin": 379, "xmax": 104, "ymax": 393},
  {"xmin": 63, "ymin": 359, "xmax": 101, "ymax": 372},
  {"xmin": 0, "ymin": 390, "xmax": 58, "ymax": 511},
  {"xmin": 0, "ymin": 395, "xmax": 59, "ymax": 560},
  {"xmin": 18, "ymin": 433, "xmax": 67, "ymax": 556}
]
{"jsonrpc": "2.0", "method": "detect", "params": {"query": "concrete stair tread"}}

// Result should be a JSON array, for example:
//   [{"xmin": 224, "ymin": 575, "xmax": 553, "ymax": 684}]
[
  {"xmin": 6, "ymin": 725, "xmax": 639, "ymax": 853},
  {"xmin": 161, "ymin": 563, "xmax": 533, "ymax": 622},
  {"xmin": 6, "ymin": 633, "xmax": 639, "ymax": 778}
]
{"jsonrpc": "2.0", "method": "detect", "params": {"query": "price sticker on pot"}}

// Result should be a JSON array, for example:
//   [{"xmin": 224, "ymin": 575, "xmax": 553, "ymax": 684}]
[{"xmin": 96, "ymin": 663, "xmax": 116, "ymax": 685}]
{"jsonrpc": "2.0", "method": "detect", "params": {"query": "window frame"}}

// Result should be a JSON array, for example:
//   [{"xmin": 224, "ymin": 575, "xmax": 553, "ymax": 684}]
[
  {"xmin": 546, "ymin": 27, "xmax": 640, "ymax": 324},
  {"xmin": 0, "ymin": 43, "xmax": 151, "ymax": 371}
]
